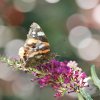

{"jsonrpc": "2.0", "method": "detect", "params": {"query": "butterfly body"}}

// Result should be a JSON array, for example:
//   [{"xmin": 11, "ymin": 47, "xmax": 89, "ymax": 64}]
[{"xmin": 18, "ymin": 22, "xmax": 55, "ymax": 68}]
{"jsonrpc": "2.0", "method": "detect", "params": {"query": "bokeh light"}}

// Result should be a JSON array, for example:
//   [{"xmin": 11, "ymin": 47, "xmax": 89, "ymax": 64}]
[
  {"xmin": 0, "ymin": 25, "xmax": 13, "ymax": 48},
  {"xmin": 78, "ymin": 38, "xmax": 100, "ymax": 61},
  {"xmin": 0, "ymin": 63, "xmax": 13, "ymax": 81},
  {"xmin": 75, "ymin": 0, "xmax": 99, "ymax": 10},
  {"xmin": 4, "ymin": 39, "xmax": 24, "ymax": 58},
  {"xmin": 66, "ymin": 13, "xmax": 85, "ymax": 31},
  {"xmin": 78, "ymin": 38, "xmax": 92, "ymax": 49},
  {"xmin": 84, "ymin": 77, "xmax": 98, "ymax": 95},
  {"xmin": 92, "ymin": 5, "xmax": 100, "ymax": 24},
  {"xmin": 13, "ymin": 0, "xmax": 36, "ymax": 13},
  {"xmin": 68, "ymin": 26, "xmax": 92, "ymax": 48},
  {"xmin": 3, "ymin": 6, "xmax": 25, "ymax": 26},
  {"xmin": 12, "ymin": 74, "xmax": 35, "ymax": 98},
  {"xmin": 45, "ymin": 0, "xmax": 60, "ymax": 4}
]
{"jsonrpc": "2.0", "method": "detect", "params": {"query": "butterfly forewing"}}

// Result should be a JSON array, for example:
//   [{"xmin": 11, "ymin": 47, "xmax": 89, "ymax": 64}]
[{"xmin": 18, "ymin": 22, "xmax": 53, "ymax": 68}]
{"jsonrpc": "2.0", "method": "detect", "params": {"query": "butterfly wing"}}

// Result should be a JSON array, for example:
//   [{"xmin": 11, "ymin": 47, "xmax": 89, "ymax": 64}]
[{"xmin": 18, "ymin": 22, "xmax": 53, "ymax": 68}]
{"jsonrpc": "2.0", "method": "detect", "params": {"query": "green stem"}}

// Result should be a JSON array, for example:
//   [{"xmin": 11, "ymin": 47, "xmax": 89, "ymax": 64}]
[
  {"xmin": 77, "ymin": 93, "xmax": 84, "ymax": 100},
  {"xmin": 79, "ymin": 88, "xmax": 93, "ymax": 100},
  {"xmin": 91, "ymin": 65, "xmax": 100, "ymax": 90}
]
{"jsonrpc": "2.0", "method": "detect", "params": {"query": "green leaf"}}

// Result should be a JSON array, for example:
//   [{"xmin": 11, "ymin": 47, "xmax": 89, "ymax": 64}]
[
  {"xmin": 91, "ymin": 65, "xmax": 100, "ymax": 90},
  {"xmin": 80, "ymin": 88, "xmax": 93, "ymax": 100}
]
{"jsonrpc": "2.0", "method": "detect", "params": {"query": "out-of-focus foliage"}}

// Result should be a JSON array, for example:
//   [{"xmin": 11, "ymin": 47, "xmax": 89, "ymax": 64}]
[{"xmin": 0, "ymin": 0, "xmax": 100, "ymax": 100}]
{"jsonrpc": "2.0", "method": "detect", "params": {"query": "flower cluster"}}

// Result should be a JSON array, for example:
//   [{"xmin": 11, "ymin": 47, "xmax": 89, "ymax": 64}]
[{"xmin": 31, "ymin": 60, "xmax": 88, "ymax": 97}]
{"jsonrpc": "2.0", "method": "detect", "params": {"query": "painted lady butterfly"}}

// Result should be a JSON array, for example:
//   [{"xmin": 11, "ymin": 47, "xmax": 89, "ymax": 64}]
[{"xmin": 18, "ymin": 22, "xmax": 55, "ymax": 68}]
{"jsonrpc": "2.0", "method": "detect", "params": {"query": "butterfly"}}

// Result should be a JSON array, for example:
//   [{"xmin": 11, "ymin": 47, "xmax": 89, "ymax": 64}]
[{"xmin": 18, "ymin": 22, "xmax": 55, "ymax": 69}]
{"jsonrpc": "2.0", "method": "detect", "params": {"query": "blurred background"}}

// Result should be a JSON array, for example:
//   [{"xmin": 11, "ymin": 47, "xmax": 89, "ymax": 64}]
[{"xmin": 0, "ymin": 0, "xmax": 100, "ymax": 100}]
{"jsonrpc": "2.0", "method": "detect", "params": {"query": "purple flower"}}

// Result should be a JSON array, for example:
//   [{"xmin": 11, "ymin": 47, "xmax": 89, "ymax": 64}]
[
  {"xmin": 79, "ymin": 72, "xmax": 87, "ymax": 79},
  {"xmin": 38, "ymin": 75, "xmax": 51, "ymax": 87},
  {"xmin": 64, "ymin": 77, "xmax": 70, "ymax": 83},
  {"xmin": 31, "ymin": 59, "xmax": 88, "ymax": 97},
  {"xmin": 54, "ymin": 92, "xmax": 62, "ymax": 97}
]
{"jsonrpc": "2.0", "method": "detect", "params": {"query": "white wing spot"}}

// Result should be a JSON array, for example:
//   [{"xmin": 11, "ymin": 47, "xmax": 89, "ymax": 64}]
[
  {"xmin": 32, "ymin": 35, "xmax": 35, "ymax": 37},
  {"xmin": 37, "ymin": 32, "xmax": 45, "ymax": 36},
  {"xmin": 32, "ymin": 31, "xmax": 36, "ymax": 34},
  {"xmin": 39, "ymin": 44, "xmax": 45, "ymax": 49}
]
